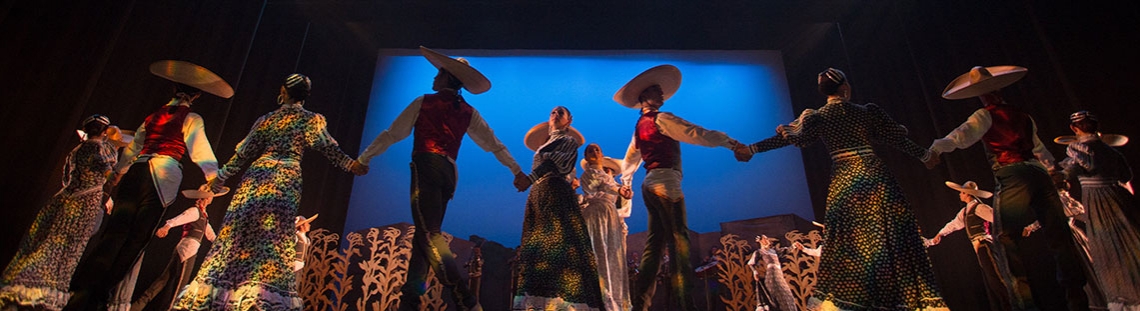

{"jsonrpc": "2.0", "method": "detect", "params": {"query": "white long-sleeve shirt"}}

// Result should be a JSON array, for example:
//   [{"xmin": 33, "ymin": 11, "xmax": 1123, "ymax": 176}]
[
  {"xmin": 115, "ymin": 99, "xmax": 219, "ymax": 206},
  {"xmin": 929, "ymin": 107, "xmax": 1055, "ymax": 170},
  {"xmin": 935, "ymin": 201, "xmax": 994, "ymax": 238},
  {"xmin": 163, "ymin": 207, "xmax": 216, "ymax": 261},
  {"xmin": 357, "ymin": 96, "xmax": 522, "ymax": 175},
  {"xmin": 619, "ymin": 109, "xmax": 737, "ymax": 199}
]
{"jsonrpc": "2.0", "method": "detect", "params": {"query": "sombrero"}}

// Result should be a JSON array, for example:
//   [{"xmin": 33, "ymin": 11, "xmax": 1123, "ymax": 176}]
[
  {"xmin": 295, "ymin": 214, "xmax": 319, "ymax": 226},
  {"xmin": 942, "ymin": 66, "xmax": 1027, "ymax": 100},
  {"xmin": 946, "ymin": 181, "xmax": 993, "ymax": 199},
  {"xmin": 613, "ymin": 65, "xmax": 682, "ymax": 109},
  {"xmin": 420, "ymin": 46, "xmax": 491, "ymax": 94},
  {"xmin": 181, "ymin": 186, "xmax": 231, "ymax": 199},
  {"xmin": 1054, "ymin": 133, "xmax": 1129, "ymax": 147},
  {"xmin": 580, "ymin": 156, "xmax": 622, "ymax": 174},
  {"xmin": 523, "ymin": 122, "xmax": 585, "ymax": 151},
  {"xmin": 149, "ymin": 60, "xmax": 234, "ymax": 98}
]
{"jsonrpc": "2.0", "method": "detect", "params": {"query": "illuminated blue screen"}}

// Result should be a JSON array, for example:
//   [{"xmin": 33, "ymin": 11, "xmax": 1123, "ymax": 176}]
[{"xmin": 347, "ymin": 49, "xmax": 813, "ymax": 246}]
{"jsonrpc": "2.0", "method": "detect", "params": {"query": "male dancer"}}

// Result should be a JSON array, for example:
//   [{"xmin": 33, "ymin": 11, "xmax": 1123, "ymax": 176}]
[
  {"xmin": 65, "ymin": 60, "xmax": 231, "ymax": 311},
  {"xmin": 357, "ymin": 47, "xmax": 528, "ymax": 311},
  {"xmin": 929, "ymin": 66, "xmax": 1088, "ymax": 311},
  {"xmin": 926, "ymin": 181, "xmax": 1015, "ymax": 311},
  {"xmin": 616, "ymin": 64, "xmax": 744, "ymax": 311},
  {"xmin": 130, "ymin": 193, "xmax": 217, "ymax": 311}
]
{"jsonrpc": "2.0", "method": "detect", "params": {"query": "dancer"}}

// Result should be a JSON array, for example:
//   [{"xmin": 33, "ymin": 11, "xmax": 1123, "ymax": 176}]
[
  {"xmin": 616, "ymin": 64, "xmax": 744, "ymax": 311},
  {"xmin": 129, "ymin": 192, "xmax": 217, "ymax": 311},
  {"xmin": 0, "ymin": 115, "xmax": 121, "ymax": 310},
  {"xmin": 1057, "ymin": 111, "xmax": 1140, "ymax": 311},
  {"xmin": 172, "ymin": 73, "xmax": 367, "ymax": 310},
  {"xmin": 929, "ymin": 66, "xmax": 1088, "ymax": 311},
  {"xmin": 580, "ymin": 143, "xmax": 634, "ymax": 311},
  {"xmin": 292, "ymin": 215, "xmax": 317, "ymax": 273},
  {"xmin": 513, "ymin": 106, "xmax": 604, "ymax": 310},
  {"xmin": 746, "ymin": 235, "xmax": 799, "ymax": 311},
  {"xmin": 926, "ymin": 181, "xmax": 1015, "ymax": 311},
  {"xmin": 65, "ymin": 61, "xmax": 230, "ymax": 311},
  {"xmin": 357, "ymin": 47, "xmax": 528, "ymax": 311},
  {"xmin": 741, "ymin": 68, "xmax": 947, "ymax": 310}
]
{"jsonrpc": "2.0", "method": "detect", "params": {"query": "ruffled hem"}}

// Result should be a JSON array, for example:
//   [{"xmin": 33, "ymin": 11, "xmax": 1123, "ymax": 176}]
[
  {"xmin": 1108, "ymin": 300, "xmax": 1140, "ymax": 311},
  {"xmin": 806, "ymin": 295, "xmax": 949, "ymax": 311},
  {"xmin": 0, "ymin": 284, "xmax": 69, "ymax": 311},
  {"xmin": 172, "ymin": 280, "xmax": 302, "ymax": 311},
  {"xmin": 513, "ymin": 295, "xmax": 601, "ymax": 311}
]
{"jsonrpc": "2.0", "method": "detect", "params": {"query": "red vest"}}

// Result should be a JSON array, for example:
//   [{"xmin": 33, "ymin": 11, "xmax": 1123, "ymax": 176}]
[
  {"xmin": 412, "ymin": 92, "xmax": 474, "ymax": 160},
  {"xmin": 981, "ymin": 104, "xmax": 1036, "ymax": 167},
  {"xmin": 635, "ymin": 111, "xmax": 681, "ymax": 171},
  {"xmin": 139, "ymin": 105, "xmax": 191, "ymax": 161}
]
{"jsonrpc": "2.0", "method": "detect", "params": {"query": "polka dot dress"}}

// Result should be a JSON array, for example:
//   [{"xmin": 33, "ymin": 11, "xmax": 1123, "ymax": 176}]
[{"xmin": 751, "ymin": 99, "xmax": 947, "ymax": 310}]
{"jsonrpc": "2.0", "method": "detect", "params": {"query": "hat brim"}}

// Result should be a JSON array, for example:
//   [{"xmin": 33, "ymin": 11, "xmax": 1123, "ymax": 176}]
[
  {"xmin": 296, "ymin": 214, "xmax": 319, "ymax": 226},
  {"xmin": 580, "ymin": 156, "xmax": 622, "ymax": 173},
  {"xmin": 524, "ymin": 122, "xmax": 585, "ymax": 151},
  {"xmin": 181, "ymin": 187, "xmax": 230, "ymax": 199},
  {"xmin": 614, "ymin": 65, "xmax": 681, "ymax": 109},
  {"xmin": 1054, "ymin": 134, "xmax": 1129, "ymax": 147},
  {"xmin": 420, "ymin": 46, "xmax": 491, "ymax": 94},
  {"xmin": 945, "ymin": 181, "xmax": 993, "ymax": 199},
  {"xmin": 149, "ymin": 60, "xmax": 234, "ymax": 98},
  {"xmin": 942, "ymin": 66, "xmax": 1027, "ymax": 100}
]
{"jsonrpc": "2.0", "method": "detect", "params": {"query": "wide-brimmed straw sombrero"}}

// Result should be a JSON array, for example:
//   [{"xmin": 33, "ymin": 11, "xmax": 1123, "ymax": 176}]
[
  {"xmin": 181, "ymin": 186, "xmax": 231, "ymax": 199},
  {"xmin": 946, "ymin": 181, "xmax": 993, "ymax": 199},
  {"xmin": 420, "ymin": 46, "xmax": 491, "ymax": 94},
  {"xmin": 149, "ymin": 60, "xmax": 234, "ymax": 98},
  {"xmin": 942, "ymin": 66, "xmax": 1027, "ymax": 100},
  {"xmin": 295, "ymin": 214, "xmax": 319, "ymax": 226},
  {"xmin": 613, "ymin": 65, "xmax": 682, "ymax": 109},
  {"xmin": 523, "ymin": 122, "xmax": 585, "ymax": 151},
  {"xmin": 1054, "ymin": 133, "xmax": 1129, "ymax": 147},
  {"xmin": 580, "ymin": 156, "xmax": 622, "ymax": 173}
]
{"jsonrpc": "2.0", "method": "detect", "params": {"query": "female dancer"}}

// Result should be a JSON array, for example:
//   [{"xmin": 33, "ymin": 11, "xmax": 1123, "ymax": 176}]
[
  {"xmin": 0, "ymin": 115, "xmax": 120, "ymax": 310},
  {"xmin": 172, "ymin": 74, "xmax": 366, "ymax": 310},
  {"xmin": 747, "ymin": 235, "xmax": 799, "ymax": 311},
  {"xmin": 741, "ymin": 68, "xmax": 947, "ymax": 310},
  {"xmin": 580, "ymin": 143, "xmax": 634, "ymax": 311},
  {"xmin": 513, "ymin": 106, "xmax": 604, "ymax": 311}
]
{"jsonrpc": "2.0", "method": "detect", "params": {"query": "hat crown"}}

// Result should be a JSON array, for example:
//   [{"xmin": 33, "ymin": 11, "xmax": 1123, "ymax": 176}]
[
  {"xmin": 962, "ymin": 181, "xmax": 979, "ymax": 190},
  {"xmin": 968, "ymin": 66, "xmax": 994, "ymax": 83},
  {"xmin": 1070, "ymin": 110, "xmax": 1096, "ymax": 122}
]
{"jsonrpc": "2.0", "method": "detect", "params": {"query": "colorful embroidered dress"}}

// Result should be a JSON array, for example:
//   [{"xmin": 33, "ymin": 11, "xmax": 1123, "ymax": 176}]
[
  {"xmin": 173, "ymin": 104, "xmax": 355, "ymax": 311},
  {"xmin": 750, "ymin": 99, "xmax": 947, "ymax": 311},
  {"xmin": 0, "ymin": 140, "xmax": 117, "ymax": 310}
]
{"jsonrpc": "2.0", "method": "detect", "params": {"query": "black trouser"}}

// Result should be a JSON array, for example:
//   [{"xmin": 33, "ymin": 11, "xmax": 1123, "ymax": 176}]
[
  {"xmin": 131, "ymin": 247, "xmax": 198, "ymax": 311},
  {"xmin": 974, "ymin": 239, "xmax": 1014, "ymax": 311},
  {"xmin": 65, "ymin": 163, "xmax": 167, "ymax": 311},
  {"xmin": 631, "ymin": 183, "xmax": 698, "ymax": 311},
  {"xmin": 399, "ymin": 153, "xmax": 474, "ymax": 310},
  {"xmin": 994, "ymin": 164, "xmax": 1089, "ymax": 311}
]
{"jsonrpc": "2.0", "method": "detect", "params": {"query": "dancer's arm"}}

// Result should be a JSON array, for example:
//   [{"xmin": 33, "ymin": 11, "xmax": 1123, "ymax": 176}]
[{"xmin": 357, "ymin": 98, "xmax": 421, "ymax": 166}]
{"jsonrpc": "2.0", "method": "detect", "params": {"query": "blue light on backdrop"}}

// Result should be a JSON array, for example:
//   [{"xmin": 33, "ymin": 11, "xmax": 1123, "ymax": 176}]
[{"xmin": 346, "ymin": 49, "xmax": 813, "ymax": 246}]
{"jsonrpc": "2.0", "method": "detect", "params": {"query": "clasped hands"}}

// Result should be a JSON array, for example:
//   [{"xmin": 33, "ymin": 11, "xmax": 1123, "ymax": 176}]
[
  {"xmin": 731, "ymin": 141, "xmax": 753, "ymax": 162},
  {"xmin": 513, "ymin": 172, "xmax": 533, "ymax": 192}
]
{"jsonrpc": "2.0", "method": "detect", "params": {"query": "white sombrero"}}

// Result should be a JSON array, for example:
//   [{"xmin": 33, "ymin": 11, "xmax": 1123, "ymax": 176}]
[
  {"xmin": 1054, "ymin": 133, "xmax": 1129, "ymax": 147},
  {"xmin": 523, "ymin": 122, "xmax": 585, "ymax": 152},
  {"xmin": 295, "ymin": 214, "xmax": 319, "ymax": 226},
  {"xmin": 942, "ymin": 66, "xmax": 1027, "ymax": 100},
  {"xmin": 946, "ymin": 181, "xmax": 993, "ymax": 199},
  {"xmin": 580, "ymin": 156, "xmax": 622, "ymax": 173},
  {"xmin": 613, "ymin": 65, "xmax": 682, "ymax": 109},
  {"xmin": 181, "ymin": 186, "xmax": 230, "ymax": 199},
  {"xmin": 420, "ymin": 46, "xmax": 491, "ymax": 94},
  {"xmin": 149, "ymin": 60, "xmax": 234, "ymax": 98}
]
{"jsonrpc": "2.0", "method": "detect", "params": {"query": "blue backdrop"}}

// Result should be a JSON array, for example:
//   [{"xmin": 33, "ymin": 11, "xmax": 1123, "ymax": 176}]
[{"xmin": 346, "ymin": 49, "xmax": 813, "ymax": 246}]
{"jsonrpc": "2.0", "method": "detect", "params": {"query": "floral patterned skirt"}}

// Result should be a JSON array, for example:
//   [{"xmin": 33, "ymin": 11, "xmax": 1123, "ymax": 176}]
[
  {"xmin": 514, "ymin": 176, "xmax": 604, "ymax": 311},
  {"xmin": 172, "ymin": 160, "xmax": 304, "ymax": 311}
]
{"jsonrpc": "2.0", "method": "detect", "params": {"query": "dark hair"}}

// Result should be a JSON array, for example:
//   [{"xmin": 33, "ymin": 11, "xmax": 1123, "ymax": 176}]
[
  {"xmin": 817, "ymin": 68, "xmax": 847, "ymax": 96},
  {"xmin": 175, "ymin": 83, "xmax": 202, "ymax": 95},
  {"xmin": 553, "ymin": 105, "xmax": 573, "ymax": 121},
  {"xmin": 1071, "ymin": 119, "xmax": 1099, "ymax": 133},
  {"xmin": 638, "ymin": 85, "xmax": 663, "ymax": 104},
  {"xmin": 81, "ymin": 114, "xmax": 110, "ymax": 136},
  {"xmin": 284, "ymin": 73, "xmax": 312, "ymax": 101},
  {"xmin": 440, "ymin": 69, "xmax": 464, "ymax": 90}
]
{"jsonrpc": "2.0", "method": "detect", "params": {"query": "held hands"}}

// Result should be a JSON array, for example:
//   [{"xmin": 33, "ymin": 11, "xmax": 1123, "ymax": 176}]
[
  {"xmin": 923, "ymin": 150, "xmax": 942, "ymax": 169},
  {"xmin": 571, "ymin": 177, "xmax": 580, "ymax": 190},
  {"xmin": 155, "ymin": 225, "xmax": 170, "ymax": 238},
  {"xmin": 513, "ymin": 172, "xmax": 532, "ymax": 192},
  {"xmin": 618, "ymin": 185, "xmax": 634, "ymax": 200},
  {"xmin": 732, "ymin": 142, "xmax": 753, "ymax": 162},
  {"xmin": 792, "ymin": 241, "xmax": 804, "ymax": 250},
  {"xmin": 348, "ymin": 160, "xmax": 369, "ymax": 176},
  {"xmin": 925, "ymin": 235, "xmax": 942, "ymax": 247}
]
